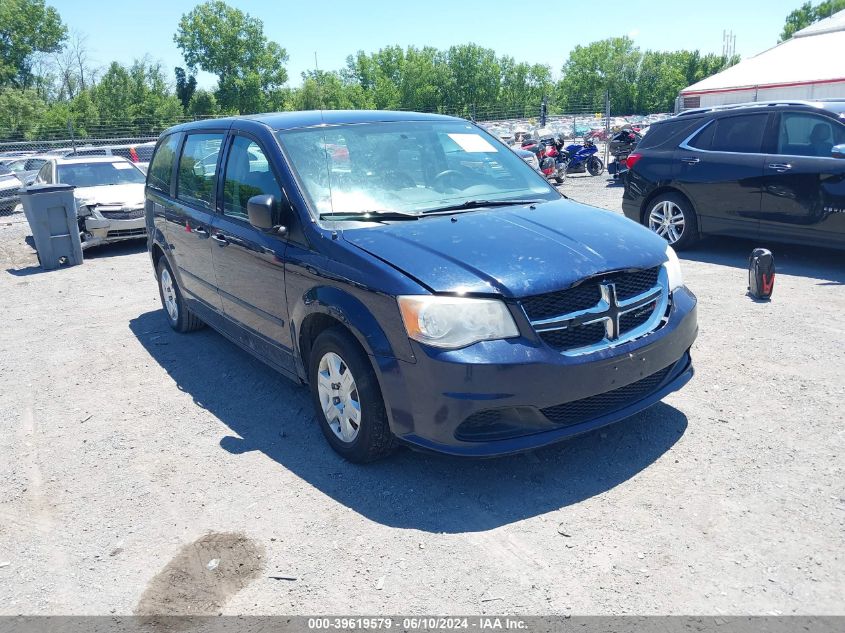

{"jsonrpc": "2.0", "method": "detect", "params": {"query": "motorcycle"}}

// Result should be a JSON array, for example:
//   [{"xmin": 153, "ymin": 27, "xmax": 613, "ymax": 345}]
[
  {"xmin": 537, "ymin": 136, "xmax": 567, "ymax": 184},
  {"xmin": 560, "ymin": 138, "xmax": 604, "ymax": 176},
  {"xmin": 607, "ymin": 129, "xmax": 641, "ymax": 180}
]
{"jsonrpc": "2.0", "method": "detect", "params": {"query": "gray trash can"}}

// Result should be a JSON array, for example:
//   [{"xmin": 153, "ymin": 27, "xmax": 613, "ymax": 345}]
[{"xmin": 20, "ymin": 183, "xmax": 83, "ymax": 270}]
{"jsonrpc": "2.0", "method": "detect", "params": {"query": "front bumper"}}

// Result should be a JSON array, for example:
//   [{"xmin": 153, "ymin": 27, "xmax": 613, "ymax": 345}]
[
  {"xmin": 375, "ymin": 286, "xmax": 698, "ymax": 457},
  {"xmin": 81, "ymin": 215, "xmax": 146, "ymax": 249}
]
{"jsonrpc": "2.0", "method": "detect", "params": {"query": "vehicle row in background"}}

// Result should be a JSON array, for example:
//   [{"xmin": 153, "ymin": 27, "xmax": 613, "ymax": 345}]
[{"xmin": 623, "ymin": 99, "xmax": 845, "ymax": 250}]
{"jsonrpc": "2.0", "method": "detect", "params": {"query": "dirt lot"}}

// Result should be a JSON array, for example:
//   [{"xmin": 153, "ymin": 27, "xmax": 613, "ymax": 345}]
[{"xmin": 0, "ymin": 176, "xmax": 843, "ymax": 616}]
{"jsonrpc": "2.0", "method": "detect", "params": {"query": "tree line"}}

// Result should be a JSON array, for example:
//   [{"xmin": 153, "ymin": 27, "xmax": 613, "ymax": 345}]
[{"xmin": 0, "ymin": 0, "xmax": 833, "ymax": 141}]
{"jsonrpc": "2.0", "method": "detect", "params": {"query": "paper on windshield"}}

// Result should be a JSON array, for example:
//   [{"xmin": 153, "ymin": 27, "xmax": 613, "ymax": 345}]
[
  {"xmin": 447, "ymin": 133, "xmax": 498, "ymax": 153},
  {"xmin": 113, "ymin": 162, "xmax": 133, "ymax": 169}
]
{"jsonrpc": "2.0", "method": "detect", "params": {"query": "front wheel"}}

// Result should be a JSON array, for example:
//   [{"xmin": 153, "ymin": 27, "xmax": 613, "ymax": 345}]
[
  {"xmin": 308, "ymin": 327, "xmax": 395, "ymax": 463},
  {"xmin": 646, "ymin": 193, "xmax": 699, "ymax": 250},
  {"xmin": 587, "ymin": 156, "xmax": 604, "ymax": 176}
]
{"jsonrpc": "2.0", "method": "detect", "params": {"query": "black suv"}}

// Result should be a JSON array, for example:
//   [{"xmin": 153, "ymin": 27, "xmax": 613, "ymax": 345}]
[{"xmin": 623, "ymin": 100, "xmax": 845, "ymax": 250}]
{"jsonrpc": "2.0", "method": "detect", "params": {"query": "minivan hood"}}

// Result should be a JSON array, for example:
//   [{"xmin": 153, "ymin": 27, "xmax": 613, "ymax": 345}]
[
  {"xmin": 342, "ymin": 199, "xmax": 669, "ymax": 297},
  {"xmin": 74, "ymin": 183, "xmax": 144, "ymax": 208}
]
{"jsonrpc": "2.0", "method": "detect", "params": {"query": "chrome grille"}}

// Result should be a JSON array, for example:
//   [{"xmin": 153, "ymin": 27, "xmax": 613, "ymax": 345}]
[{"xmin": 522, "ymin": 267, "xmax": 668, "ymax": 355}]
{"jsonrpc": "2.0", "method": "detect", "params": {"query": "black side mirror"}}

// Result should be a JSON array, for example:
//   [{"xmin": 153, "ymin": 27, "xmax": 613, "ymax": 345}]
[
  {"xmin": 247, "ymin": 194, "xmax": 288, "ymax": 236},
  {"xmin": 832, "ymin": 144, "xmax": 845, "ymax": 159}
]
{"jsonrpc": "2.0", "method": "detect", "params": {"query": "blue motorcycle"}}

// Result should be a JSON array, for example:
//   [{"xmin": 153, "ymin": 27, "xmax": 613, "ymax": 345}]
[{"xmin": 560, "ymin": 138, "xmax": 604, "ymax": 176}]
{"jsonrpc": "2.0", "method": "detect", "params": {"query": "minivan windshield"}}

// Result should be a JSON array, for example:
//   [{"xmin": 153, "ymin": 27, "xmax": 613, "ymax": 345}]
[
  {"xmin": 57, "ymin": 161, "xmax": 146, "ymax": 187},
  {"xmin": 276, "ymin": 120, "xmax": 559, "ymax": 217}
]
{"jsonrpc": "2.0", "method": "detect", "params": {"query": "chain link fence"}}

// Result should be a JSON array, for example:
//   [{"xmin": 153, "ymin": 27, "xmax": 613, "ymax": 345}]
[{"xmin": 1, "ymin": 98, "xmax": 671, "ymax": 217}]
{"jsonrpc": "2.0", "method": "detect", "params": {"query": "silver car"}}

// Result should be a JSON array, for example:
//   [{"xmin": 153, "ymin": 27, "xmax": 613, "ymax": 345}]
[{"xmin": 34, "ymin": 156, "xmax": 147, "ymax": 248}]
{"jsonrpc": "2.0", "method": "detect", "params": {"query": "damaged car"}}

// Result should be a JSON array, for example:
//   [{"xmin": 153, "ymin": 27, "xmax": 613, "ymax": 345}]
[{"xmin": 34, "ymin": 156, "xmax": 147, "ymax": 248}]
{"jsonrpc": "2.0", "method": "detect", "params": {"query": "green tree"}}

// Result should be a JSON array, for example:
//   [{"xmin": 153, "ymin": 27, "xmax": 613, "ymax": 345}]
[
  {"xmin": 0, "ymin": 87, "xmax": 47, "ymax": 138},
  {"xmin": 557, "ymin": 37, "xmax": 641, "ymax": 114},
  {"xmin": 0, "ymin": 0, "xmax": 66, "ymax": 88},
  {"xmin": 188, "ymin": 89, "xmax": 220, "ymax": 116},
  {"xmin": 93, "ymin": 62, "xmax": 132, "ymax": 123},
  {"xmin": 444, "ymin": 44, "xmax": 501, "ymax": 114},
  {"xmin": 780, "ymin": 0, "xmax": 845, "ymax": 41},
  {"xmin": 175, "ymin": 66, "xmax": 197, "ymax": 110},
  {"xmin": 92, "ymin": 60, "xmax": 182, "ymax": 131},
  {"xmin": 174, "ymin": 0, "xmax": 289, "ymax": 113},
  {"xmin": 500, "ymin": 57, "xmax": 552, "ymax": 115}
]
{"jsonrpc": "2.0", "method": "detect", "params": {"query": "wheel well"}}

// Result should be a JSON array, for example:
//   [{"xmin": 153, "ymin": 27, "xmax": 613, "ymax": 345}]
[
  {"xmin": 641, "ymin": 187, "xmax": 695, "ymax": 223},
  {"xmin": 299, "ymin": 313, "xmax": 358, "ymax": 380},
  {"xmin": 151, "ymin": 243, "xmax": 165, "ymax": 270}
]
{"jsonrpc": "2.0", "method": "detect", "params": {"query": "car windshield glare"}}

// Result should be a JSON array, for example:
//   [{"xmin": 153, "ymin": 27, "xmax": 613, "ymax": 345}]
[
  {"xmin": 276, "ymin": 120, "xmax": 558, "ymax": 217},
  {"xmin": 57, "ymin": 161, "xmax": 146, "ymax": 187}
]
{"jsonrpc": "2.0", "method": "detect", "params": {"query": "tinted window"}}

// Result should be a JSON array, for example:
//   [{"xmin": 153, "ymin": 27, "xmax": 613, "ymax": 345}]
[
  {"xmin": 637, "ymin": 117, "xmax": 705, "ymax": 150},
  {"xmin": 778, "ymin": 113, "xmax": 845, "ymax": 157},
  {"xmin": 57, "ymin": 161, "xmax": 145, "ymax": 187},
  {"xmin": 222, "ymin": 136, "xmax": 282, "ymax": 221},
  {"xmin": 690, "ymin": 114, "xmax": 768, "ymax": 153},
  {"xmin": 177, "ymin": 133, "xmax": 224, "ymax": 210},
  {"xmin": 148, "ymin": 134, "xmax": 180, "ymax": 193}
]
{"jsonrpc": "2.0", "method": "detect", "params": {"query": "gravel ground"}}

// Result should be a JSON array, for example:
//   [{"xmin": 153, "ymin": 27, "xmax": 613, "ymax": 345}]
[{"xmin": 0, "ymin": 178, "xmax": 843, "ymax": 616}]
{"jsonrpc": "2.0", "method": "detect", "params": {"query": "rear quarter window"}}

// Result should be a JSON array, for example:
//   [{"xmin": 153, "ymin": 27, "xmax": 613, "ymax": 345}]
[
  {"xmin": 636, "ymin": 118, "xmax": 706, "ymax": 150},
  {"xmin": 147, "ymin": 134, "xmax": 181, "ymax": 194}
]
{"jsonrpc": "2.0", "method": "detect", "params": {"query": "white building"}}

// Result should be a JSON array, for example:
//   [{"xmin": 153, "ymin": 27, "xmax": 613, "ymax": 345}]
[{"xmin": 678, "ymin": 9, "xmax": 845, "ymax": 110}]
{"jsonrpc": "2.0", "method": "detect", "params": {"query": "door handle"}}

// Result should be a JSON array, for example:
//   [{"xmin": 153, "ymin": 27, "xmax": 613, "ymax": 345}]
[
  {"xmin": 192, "ymin": 226, "xmax": 209, "ymax": 237},
  {"xmin": 768, "ymin": 163, "xmax": 792, "ymax": 172},
  {"xmin": 681, "ymin": 157, "xmax": 700, "ymax": 164},
  {"xmin": 211, "ymin": 233, "xmax": 229, "ymax": 246}
]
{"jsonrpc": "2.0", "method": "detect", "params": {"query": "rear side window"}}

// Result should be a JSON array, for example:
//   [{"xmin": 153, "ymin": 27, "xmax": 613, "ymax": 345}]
[
  {"xmin": 147, "ymin": 134, "xmax": 181, "ymax": 193},
  {"xmin": 689, "ymin": 114, "xmax": 769, "ymax": 153},
  {"xmin": 637, "ymin": 118, "xmax": 705, "ymax": 150},
  {"xmin": 177, "ymin": 133, "xmax": 225, "ymax": 210}
]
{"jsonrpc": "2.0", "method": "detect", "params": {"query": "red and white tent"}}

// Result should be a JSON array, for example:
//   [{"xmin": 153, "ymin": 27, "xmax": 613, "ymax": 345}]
[{"xmin": 679, "ymin": 9, "xmax": 845, "ymax": 109}]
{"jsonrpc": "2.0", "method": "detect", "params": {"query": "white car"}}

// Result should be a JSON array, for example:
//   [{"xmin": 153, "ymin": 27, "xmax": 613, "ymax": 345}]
[
  {"xmin": 65, "ymin": 142, "xmax": 156, "ymax": 174},
  {"xmin": 34, "ymin": 156, "xmax": 147, "ymax": 249}
]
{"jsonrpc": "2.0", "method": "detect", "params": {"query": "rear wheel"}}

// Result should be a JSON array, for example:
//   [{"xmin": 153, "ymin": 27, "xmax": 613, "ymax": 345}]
[
  {"xmin": 156, "ymin": 258, "xmax": 204, "ymax": 332},
  {"xmin": 646, "ymin": 192, "xmax": 699, "ymax": 250},
  {"xmin": 587, "ymin": 156, "xmax": 604, "ymax": 176},
  {"xmin": 308, "ymin": 327, "xmax": 395, "ymax": 463}
]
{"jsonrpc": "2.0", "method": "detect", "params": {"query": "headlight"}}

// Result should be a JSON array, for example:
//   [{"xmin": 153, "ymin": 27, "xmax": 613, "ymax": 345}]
[
  {"xmin": 397, "ymin": 296, "xmax": 519, "ymax": 349},
  {"xmin": 664, "ymin": 244, "xmax": 684, "ymax": 290}
]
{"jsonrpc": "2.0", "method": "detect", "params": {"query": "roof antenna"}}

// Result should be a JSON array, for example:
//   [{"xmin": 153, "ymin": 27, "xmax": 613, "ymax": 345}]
[
  {"xmin": 315, "ymin": 51, "xmax": 326, "ymax": 120},
  {"xmin": 314, "ymin": 51, "xmax": 335, "ymax": 224}
]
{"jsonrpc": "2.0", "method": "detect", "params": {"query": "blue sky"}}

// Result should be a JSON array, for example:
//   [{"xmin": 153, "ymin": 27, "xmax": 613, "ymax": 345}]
[{"xmin": 49, "ymin": 0, "xmax": 801, "ymax": 89}]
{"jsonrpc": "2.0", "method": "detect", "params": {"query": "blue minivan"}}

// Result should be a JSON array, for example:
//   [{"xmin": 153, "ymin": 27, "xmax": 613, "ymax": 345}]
[{"xmin": 145, "ymin": 111, "xmax": 698, "ymax": 462}]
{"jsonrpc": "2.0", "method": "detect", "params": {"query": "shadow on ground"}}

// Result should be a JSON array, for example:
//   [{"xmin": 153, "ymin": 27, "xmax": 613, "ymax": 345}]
[
  {"xmin": 6, "ymin": 237, "xmax": 146, "ymax": 276},
  {"xmin": 681, "ymin": 236, "xmax": 844, "ymax": 285},
  {"xmin": 130, "ymin": 309, "xmax": 688, "ymax": 533}
]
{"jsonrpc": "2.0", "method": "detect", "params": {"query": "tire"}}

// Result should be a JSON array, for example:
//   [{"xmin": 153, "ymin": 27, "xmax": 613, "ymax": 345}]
[
  {"xmin": 156, "ymin": 258, "xmax": 205, "ymax": 333},
  {"xmin": 644, "ymin": 192, "xmax": 699, "ymax": 250},
  {"xmin": 587, "ymin": 156, "xmax": 604, "ymax": 176},
  {"xmin": 308, "ymin": 327, "xmax": 395, "ymax": 463}
]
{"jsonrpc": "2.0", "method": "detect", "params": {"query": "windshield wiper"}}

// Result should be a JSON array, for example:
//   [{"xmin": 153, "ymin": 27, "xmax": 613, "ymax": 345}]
[
  {"xmin": 422, "ymin": 199, "xmax": 545, "ymax": 214},
  {"xmin": 319, "ymin": 211, "xmax": 420, "ymax": 222}
]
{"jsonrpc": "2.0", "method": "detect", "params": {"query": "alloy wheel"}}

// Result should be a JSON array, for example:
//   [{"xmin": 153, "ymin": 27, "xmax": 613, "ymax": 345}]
[
  {"xmin": 160, "ymin": 267, "xmax": 178, "ymax": 322},
  {"xmin": 317, "ymin": 351, "xmax": 362, "ymax": 443},
  {"xmin": 648, "ymin": 200, "xmax": 686, "ymax": 244}
]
